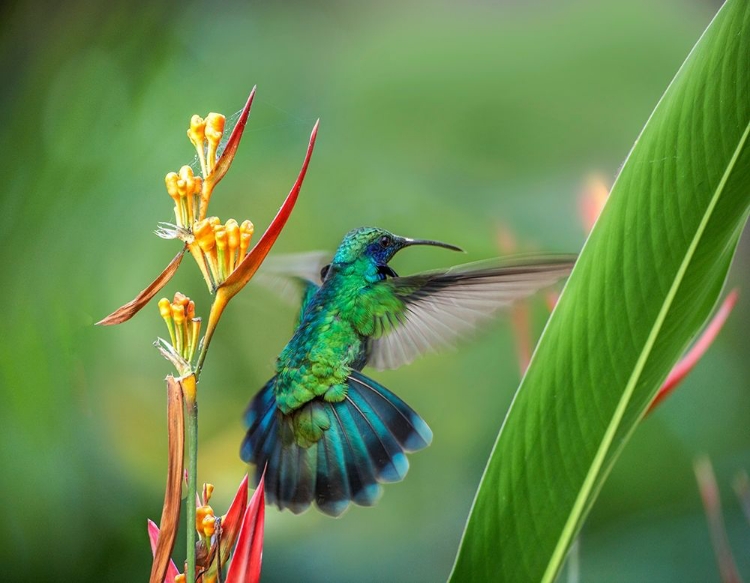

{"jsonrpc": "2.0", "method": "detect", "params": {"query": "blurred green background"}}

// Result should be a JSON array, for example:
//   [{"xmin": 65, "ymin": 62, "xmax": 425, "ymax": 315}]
[{"xmin": 1, "ymin": 0, "xmax": 748, "ymax": 581}]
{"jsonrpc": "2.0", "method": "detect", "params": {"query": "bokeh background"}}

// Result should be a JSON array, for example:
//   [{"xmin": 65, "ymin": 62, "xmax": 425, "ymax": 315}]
[{"xmin": 1, "ymin": 0, "xmax": 748, "ymax": 581}]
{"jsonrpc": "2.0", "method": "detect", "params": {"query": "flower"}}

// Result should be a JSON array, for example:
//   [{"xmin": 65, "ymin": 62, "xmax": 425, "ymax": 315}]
[
  {"xmin": 155, "ymin": 293, "xmax": 202, "ymax": 377},
  {"xmin": 96, "ymin": 88, "xmax": 319, "ymax": 326},
  {"xmin": 148, "ymin": 474, "xmax": 266, "ymax": 583}
]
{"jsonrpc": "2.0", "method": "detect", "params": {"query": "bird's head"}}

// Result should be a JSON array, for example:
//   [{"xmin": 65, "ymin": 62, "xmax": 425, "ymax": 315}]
[{"xmin": 332, "ymin": 227, "xmax": 463, "ymax": 267}]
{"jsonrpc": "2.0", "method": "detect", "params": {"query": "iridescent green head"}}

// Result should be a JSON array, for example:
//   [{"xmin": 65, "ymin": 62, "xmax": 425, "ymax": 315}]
[{"xmin": 331, "ymin": 227, "xmax": 462, "ymax": 266}]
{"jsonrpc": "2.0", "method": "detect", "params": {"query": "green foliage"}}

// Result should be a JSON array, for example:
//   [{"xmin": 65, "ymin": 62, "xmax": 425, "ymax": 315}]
[{"xmin": 449, "ymin": 1, "xmax": 750, "ymax": 581}]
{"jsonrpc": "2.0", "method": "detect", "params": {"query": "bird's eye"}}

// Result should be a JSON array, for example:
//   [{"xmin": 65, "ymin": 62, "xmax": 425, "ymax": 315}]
[
  {"xmin": 319, "ymin": 264, "xmax": 330, "ymax": 280},
  {"xmin": 379, "ymin": 236, "xmax": 390, "ymax": 247}
]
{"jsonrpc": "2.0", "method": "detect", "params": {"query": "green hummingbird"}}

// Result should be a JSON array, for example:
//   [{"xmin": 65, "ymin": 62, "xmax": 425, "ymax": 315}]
[{"xmin": 241, "ymin": 227, "xmax": 574, "ymax": 516}]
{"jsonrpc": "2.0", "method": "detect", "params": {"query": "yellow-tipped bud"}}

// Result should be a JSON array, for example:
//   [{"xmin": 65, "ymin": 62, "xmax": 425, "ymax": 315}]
[
  {"xmin": 214, "ymin": 227, "xmax": 227, "ymax": 250},
  {"xmin": 187, "ymin": 115, "xmax": 206, "ymax": 145},
  {"xmin": 158, "ymin": 298, "xmax": 172, "ymax": 319},
  {"xmin": 208, "ymin": 216, "xmax": 221, "ymax": 227},
  {"xmin": 205, "ymin": 113, "xmax": 225, "ymax": 144},
  {"xmin": 203, "ymin": 483, "xmax": 215, "ymax": 504},
  {"xmin": 156, "ymin": 293, "xmax": 200, "ymax": 369},
  {"xmin": 240, "ymin": 220, "xmax": 254, "ymax": 237},
  {"xmin": 196, "ymin": 504, "xmax": 216, "ymax": 537},
  {"xmin": 175, "ymin": 575, "xmax": 186, "ymax": 583},
  {"xmin": 172, "ymin": 292, "xmax": 189, "ymax": 308},
  {"xmin": 226, "ymin": 219, "xmax": 240, "ymax": 248},
  {"xmin": 226, "ymin": 219, "xmax": 240, "ymax": 272},
  {"xmin": 172, "ymin": 304, "xmax": 185, "ymax": 325},
  {"xmin": 201, "ymin": 514, "xmax": 216, "ymax": 538},
  {"xmin": 177, "ymin": 166, "xmax": 196, "ymax": 196},
  {"xmin": 188, "ymin": 114, "xmax": 208, "ymax": 179},
  {"xmin": 194, "ymin": 220, "xmax": 216, "ymax": 253},
  {"xmin": 165, "ymin": 172, "xmax": 180, "ymax": 201},
  {"xmin": 205, "ymin": 113, "xmax": 226, "ymax": 175},
  {"xmin": 158, "ymin": 297, "xmax": 177, "ymax": 347},
  {"xmin": 239, "ymin": 219, "xmax": 254, "ymax": 258}
]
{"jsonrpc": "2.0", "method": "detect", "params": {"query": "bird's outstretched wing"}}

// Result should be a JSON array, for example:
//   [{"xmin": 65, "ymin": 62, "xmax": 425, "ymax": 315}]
[
  {"xmin": 366, "ymin": 256, "xmax": 576, "ymax": 370},
  {"xmin": 255, "ymin": 251, "xmax": 332, "ymax": 322}
]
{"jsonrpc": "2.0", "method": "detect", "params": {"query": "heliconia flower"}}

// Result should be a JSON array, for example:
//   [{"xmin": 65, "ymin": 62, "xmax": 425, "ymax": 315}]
[
  {"xmin": 148, "ymin": 474, "xmax": 265, "ymax": 583},
  {"xmin": 191, "ymin": 217, "xmax": 255, "ymax": 290},
  {"xmin": 97, "ymin": 88, "xmax": 318, "ymax": 327},
  {"xmin": 225, "ymin": 473, "xmax": 266, "ymax": 583},
  {"xmin": 646, "ymin": 289, "xmax": 739, "ymax": 415}
]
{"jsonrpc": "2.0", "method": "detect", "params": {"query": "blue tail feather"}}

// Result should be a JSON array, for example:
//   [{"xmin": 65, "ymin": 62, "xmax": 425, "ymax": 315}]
[
  {"xmin": 329, "ymin": 405, "xmax": 382, "ymax": 506},
  {"xmin": 240, "ymin": 372, "xmax": 431, "ymax": 517},
  {"xmin": 344, "ymin": 390, "xmax": 409, "ymax": 483},
  {"xmin": 349, "ymin": 371, "xmax": 433, "ymax": 451}
]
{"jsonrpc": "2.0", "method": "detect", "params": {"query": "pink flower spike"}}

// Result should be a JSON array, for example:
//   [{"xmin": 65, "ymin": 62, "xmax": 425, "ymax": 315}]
[
  {"xmin": 147, "ymin": 520, "xmax": 181, "ymax": 583},
  {"xmin": 647, "ymin": 289, "xmax": 739, "ymax": 415},
  {"xmin": 226, "ymin": 474, "xmax": 266, "ymax": 583}
]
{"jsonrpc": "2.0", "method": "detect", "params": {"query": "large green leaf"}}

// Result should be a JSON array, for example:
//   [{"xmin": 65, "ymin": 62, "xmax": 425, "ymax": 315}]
[{"xmin": 449, "ymin": 2, "xmax": 750, "ymax": 581}]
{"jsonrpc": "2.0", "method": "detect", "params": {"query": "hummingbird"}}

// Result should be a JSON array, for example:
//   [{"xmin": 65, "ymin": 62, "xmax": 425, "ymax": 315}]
[{"xmin": 241, "ymin": 227, "xmax": 575, "ymax": 517}]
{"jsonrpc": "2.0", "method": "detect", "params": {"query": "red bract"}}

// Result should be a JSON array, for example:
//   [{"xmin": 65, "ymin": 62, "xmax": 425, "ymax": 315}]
[
  {"xmin": 147, "ymin": 520, "xmax": 181, "ymax": 583},
  {"xmin": 198, "ymin": 121, "xmax": 319, "ymax": 371},
  {"xmin": 647, "ymin": 290, "xmax": 739, "ymax": 414},
  {"xmin": 146, "ymin": 474, "xmax": 266, "ymax": 583},
  {"xmin": 226, "ymin": 474, "xmax": 266, "ymax": 583}
]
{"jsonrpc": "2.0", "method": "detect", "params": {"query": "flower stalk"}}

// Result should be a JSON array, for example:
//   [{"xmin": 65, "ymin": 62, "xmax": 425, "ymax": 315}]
[{"xmin": 102, "ymin": 87, "xmax": 318, "ymax": 582}]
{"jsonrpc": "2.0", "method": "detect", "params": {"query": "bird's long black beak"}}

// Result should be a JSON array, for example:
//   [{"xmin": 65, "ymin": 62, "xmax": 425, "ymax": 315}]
[{"xmin": 401, "ymin": 237, "xmax": 464, "ymax": 253}]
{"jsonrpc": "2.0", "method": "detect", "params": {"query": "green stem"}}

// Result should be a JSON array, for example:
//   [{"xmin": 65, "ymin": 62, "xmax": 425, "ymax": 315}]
[
  {"xmin": 185, "ymin": 302, "xmax": 215, "ymax": 581},
  {"xmin": 186, "ymin": 394, "xmax": 198, "ymax": 582}
]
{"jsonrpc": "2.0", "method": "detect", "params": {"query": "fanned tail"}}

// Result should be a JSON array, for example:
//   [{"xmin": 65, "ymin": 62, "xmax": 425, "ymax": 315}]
[{"xmin": 240, "ymin": 372, "xmax": 432, "ymax": 517}]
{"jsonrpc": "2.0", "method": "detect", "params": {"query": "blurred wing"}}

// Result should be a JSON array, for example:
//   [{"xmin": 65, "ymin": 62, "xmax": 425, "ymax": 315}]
[
  {"xmin": 254, "ymin": 250, "xmax": 332, "ymax": 309},
  {"xmin": 367, "ymin": 257, "xmax": 576, "ymax": 370}
]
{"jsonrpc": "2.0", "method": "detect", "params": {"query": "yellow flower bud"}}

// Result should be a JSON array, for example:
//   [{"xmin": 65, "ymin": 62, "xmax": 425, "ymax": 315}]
[
  {"xmin": 172, "ymin": 304, "xmax": 185, "ymax": 325},
  {"xmin": 196, "ymin": 504, "xmax": 216, "ymax": 537},
  {"xmin": 205, "ymin": 113, "xmax": 226, "ymax": 175},
  {"xmin": 202, "ymin": 514, "xmax": 216, "ymax": 537},
  {"xmin": 203, "ymin": 483, "xmax": 215, "ymax": 504},
  {"xmin": 172, "ymin": 292, "xmax": 189, "ymax": 309},
  {"xmin": 239, "ymin": 219, "xmax": 254, "ymax": 258},
  {"xmin": 164, "ymin": 172, "xmax": 180, "ymax": 201},
  {"xmin": 158, "ymin": 298, "xmax": 172, "ymax": 319},
  {"xmin": 205, "ymin": 113, "xmax": 225, "ymax": 144}
]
